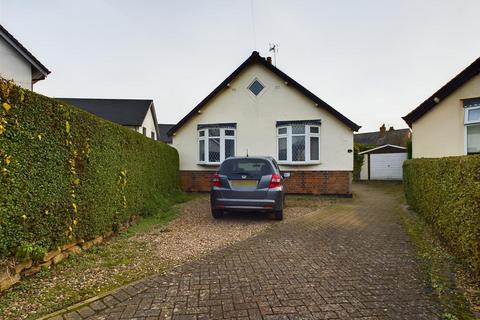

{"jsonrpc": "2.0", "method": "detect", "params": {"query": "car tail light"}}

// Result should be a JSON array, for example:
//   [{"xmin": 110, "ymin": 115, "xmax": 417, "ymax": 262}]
[
  {"xmin": 212, "ymin": 174, "xmax": 221, "ymax": 188},
  {"xmin": 268, "ymin": 174, "xmax": 282, "ymax": 189}
]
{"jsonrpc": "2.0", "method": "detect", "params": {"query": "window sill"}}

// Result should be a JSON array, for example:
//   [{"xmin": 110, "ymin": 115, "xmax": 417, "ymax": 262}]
[{"xmin": 277, "ymin": 161, "xmax": 321, "ymax": 166}]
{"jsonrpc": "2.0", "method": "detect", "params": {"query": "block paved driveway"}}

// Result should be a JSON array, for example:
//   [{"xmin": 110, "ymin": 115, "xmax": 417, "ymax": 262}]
[{"xmin": 65, "ymin": 183, "xmax": 442, "ymax": 319}]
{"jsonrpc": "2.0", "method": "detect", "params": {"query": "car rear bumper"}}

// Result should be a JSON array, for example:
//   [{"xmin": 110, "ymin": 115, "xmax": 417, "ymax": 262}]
[{"xmin": 211, "ymin": 189, "xmax": 283, "ymax": 212}]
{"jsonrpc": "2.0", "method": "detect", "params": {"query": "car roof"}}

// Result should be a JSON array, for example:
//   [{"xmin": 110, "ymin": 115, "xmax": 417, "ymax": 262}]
[{"xmin": 224, "ymin": 156, "xmax": 274, "ymax": 161}]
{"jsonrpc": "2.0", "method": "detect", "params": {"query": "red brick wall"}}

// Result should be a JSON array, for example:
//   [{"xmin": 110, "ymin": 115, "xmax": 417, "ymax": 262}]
[
  {"xmin": 283, "ymin": 171, "xmax": 352, "ymax": 195},
  {"xmin": 179, "ymin": 170, "xmax": 352, "ymax": 196}
]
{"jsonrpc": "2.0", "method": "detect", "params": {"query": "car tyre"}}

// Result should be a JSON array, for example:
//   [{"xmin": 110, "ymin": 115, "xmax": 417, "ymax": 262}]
[
  {"xmin": 211, "ymin": 208, "xmax": 224, "ymax": 219},
  {"xmin": 274, "ymin": 210, "xmax": 283, "ymax": 221}
]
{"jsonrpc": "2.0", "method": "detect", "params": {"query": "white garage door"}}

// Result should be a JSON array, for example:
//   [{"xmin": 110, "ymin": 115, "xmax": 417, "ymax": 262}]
[{"xmin": 370, "ymin": 153, "xmax": 407, "ymax": 180}]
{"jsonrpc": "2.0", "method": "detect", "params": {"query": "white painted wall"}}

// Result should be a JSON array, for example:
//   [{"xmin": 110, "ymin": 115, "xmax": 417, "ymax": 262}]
[
  {"xmin": 360, "ymin": 155, "xmax": 369, "ymax": 180},
  {"xmin": 412, "ymin": 74, "xmax": 480, "ymax": 158},
  {"xmin": 0, "ymin": 37, "xmax": 32, "ymax": 89},
  {"xmin": 172, "ymin": 63, "xmax": 354, "ymax": 171},
  {"xmin": 136, "ymin": 106, "xmax": 157, "ymax": 139}
]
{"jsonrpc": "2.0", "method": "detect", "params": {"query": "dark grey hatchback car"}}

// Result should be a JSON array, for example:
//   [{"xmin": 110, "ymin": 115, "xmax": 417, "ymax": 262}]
[{"xmin": 210, "ymin": 156, "xmax": 288, "ymax": 220}]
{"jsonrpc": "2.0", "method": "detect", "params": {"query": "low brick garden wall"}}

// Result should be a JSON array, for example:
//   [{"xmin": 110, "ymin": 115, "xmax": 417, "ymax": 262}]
[{"xmin": 180, "ymin": 170, "xmax": 352, "ymax": 196}]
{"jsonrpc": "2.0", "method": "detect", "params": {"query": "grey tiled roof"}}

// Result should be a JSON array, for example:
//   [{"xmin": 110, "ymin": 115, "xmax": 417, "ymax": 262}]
[
  {"xmin": 158, "ymin": 124, "xmax": 174, "ymax": 143},
  {"xmin": 57, "ymin": 98, "xmax": 153, "ymax": 127},
  {"xmin": 355, "ymin": 128, "xmax": 411, "ymax": 147}
]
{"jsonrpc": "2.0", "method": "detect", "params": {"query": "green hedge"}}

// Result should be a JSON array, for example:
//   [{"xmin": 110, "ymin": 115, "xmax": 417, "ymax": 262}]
[
  {"xmin": 403, "ymin": 156, "xmax": 480, "ymax": 276},
  {"xmin": 0, "ymin": 80, "xmax": 179, "ymax": 259}
]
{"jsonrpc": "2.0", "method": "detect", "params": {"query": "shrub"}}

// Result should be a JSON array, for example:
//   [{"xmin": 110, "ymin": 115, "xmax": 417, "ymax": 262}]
[
  {"xmin": 353, "ymin": 143, "xmax": 375, "ymax": 181},
  {"xmin": 0, "ymin": 80, "xmax": 179, "ymax": 258},
  {"xmin": 403, "ymin": 156, "xmax": 480, "ymax": 276}
]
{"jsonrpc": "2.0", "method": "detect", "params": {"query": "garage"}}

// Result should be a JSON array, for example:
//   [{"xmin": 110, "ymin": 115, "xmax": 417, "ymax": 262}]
[{"xmin": 359, "ymin": 144, "xmax": 408, "ymax": 180}]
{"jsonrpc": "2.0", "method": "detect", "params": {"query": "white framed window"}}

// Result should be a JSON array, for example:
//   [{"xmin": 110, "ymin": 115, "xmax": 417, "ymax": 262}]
[
  {"xmin": 465, "ymin": 105, "xmax": 480, "ymax": 154},
  {"xmin": 198, "ymin": 127, "xmax": 236, "ymax": 164},
  {"xmin": 276, "ymin": 123, "xmax": 320, "ymax": 164}
]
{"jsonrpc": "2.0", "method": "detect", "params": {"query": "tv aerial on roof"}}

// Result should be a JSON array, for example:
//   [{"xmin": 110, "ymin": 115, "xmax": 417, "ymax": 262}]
[{"xmin": 269, "ymin": 43, "xmax": 278, "ymax": 66}]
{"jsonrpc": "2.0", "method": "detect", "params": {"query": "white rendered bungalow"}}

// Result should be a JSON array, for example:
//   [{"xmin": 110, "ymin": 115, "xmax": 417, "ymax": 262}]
[{"xmin": 168, "ymin": 51, "xmax": 360, "ymax": 196}]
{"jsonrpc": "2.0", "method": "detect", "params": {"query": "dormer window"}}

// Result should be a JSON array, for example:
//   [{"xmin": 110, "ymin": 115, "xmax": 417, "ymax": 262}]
[{"xmin": 248, "ymin": 79, "xmax": 265, "ymax": 96}]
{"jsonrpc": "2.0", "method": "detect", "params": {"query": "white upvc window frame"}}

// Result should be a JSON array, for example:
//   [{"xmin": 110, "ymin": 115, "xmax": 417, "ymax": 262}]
[
  {"xmin": 464, "ymin": 105, "xmax": 480, "ymax": 154},
  {"xmin": 276, "ymin": 124, "xmax": 321, "ymax": 165},
  {"xmin": 198, "ymin": 127, "xmax": 236, "ymax": 165}
]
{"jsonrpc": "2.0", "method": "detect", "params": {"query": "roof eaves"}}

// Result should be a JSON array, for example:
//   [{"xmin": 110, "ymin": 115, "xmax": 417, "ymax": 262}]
[
  {"xmin": 0, "ymin": 24, "xmax": 51, "ymax": 78},
  {"xmin": 359, "ymin": 144, "xmax": 407, "ymax": 154},
  {"xmin": 148, "ymin": 101, "xmax": 161, "ymax": 139},
  {"xmin": 167, "ymin": 52, "xmax": 259, "ymax": 136},
  {"xmin": 402, "ymin": 56, "xmax": 480, "ymax": 127},
  {"xmin": 259, "ymin": 59, "xmax": 361, "ymax": 131},
  {"xmin": 168, "ymin": 51, "xmax": 360, "ymax": 136}
]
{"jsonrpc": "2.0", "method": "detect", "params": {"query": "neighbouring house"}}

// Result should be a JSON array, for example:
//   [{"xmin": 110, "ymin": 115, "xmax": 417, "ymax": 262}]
[
  {"xmin": 0, "ymin": 24, "xmax": 50, "ymax": 89},
  {"xmin": 403, "ymin": 57, "xmax": 480, "ymax": 157},
  {"xmin": 158, "ymin": 124, "xmax": 175, "ymax": 144},
  {"xmin": 57, "ymin": 98, "xmax": 160, "ymax": 140},
  {"xmin": 355, "ymin": 124, "xmax": 410, "ymax": 180},
  {"xmin": 354, "ymin": 124, "xmax": 411, "ymax": 147},
  {"xmin": 167, "ymin": 51, "xmax": 360, "ymax": 195}
]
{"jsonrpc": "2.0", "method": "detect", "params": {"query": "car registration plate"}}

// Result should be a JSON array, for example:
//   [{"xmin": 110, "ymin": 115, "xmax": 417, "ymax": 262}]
[{"xmin": 230, "ymin": 180, "xmax": 257, "ymax": 187}]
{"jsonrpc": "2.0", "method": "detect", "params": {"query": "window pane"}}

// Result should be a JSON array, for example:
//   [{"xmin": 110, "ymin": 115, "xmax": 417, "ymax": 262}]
[
  {"xmin": 467, "ymin": 124, "xmax": 480, "ymax": 154},
  {"xmin": 225, "ymin": 139, "xmax": 235, "ymax": 158},
  {"xmin": 219, "ymin": 159, "xmax": 273, "ymax": 178},
  {"xmin": 248, "ymin": 80, "xmax": 265, "ymax": 96},
  {"xmin": 292, "ymin": 136, "xmax": 305, "ymax": 161},
  {"xmin": 208, "ymin": 138, "xmax": 220, "ymax": 162},
  {"xmin": 278, "ymin": 137, "xmax": 287, "ymax": 161},
  {"xmin": 292, "ymin": 125, "xmax": 305, "ymax": 135},
  {"xmin": 310, "ymin": 126, "xmax": 319, "ymax": 134},
  {"xmin": 199, "ymin": 130, "xmax": 205, "ymax": 137},
  {"xmin": 209, "ymin": 128, "xmax": 220, "ymax": 136},
  {"xmin": 225, "ymin": 129, "xmax": 235, "ymax": 136},
  {"xmin": 468, "ymin": 108, "xmax": 480, "ymax": 122},
  {"xmin": 310, "ymin": 137, "xmax": 319, "ymax": 160},
  {"xmin": 199, "ymin": 140, "xmax": 205, "ymax": 161},
  {"xmin": 278, "ymin": 127, "xmax": 287, "ymax": 135}
]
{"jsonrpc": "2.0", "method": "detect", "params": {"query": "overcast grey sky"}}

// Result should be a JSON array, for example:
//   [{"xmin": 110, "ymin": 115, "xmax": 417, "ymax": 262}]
[{"xmin": 1, "ymin": 0, "xmax": 479, "ymax": 132}]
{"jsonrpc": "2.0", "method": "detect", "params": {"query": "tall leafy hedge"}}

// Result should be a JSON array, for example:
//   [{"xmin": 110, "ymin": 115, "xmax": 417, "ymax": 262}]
[
  {"xmin": 403, "ymin": 156, "xmax": 480, "ymax": 276},
  {"xmin": 0, "ymin": 80, "xmax": 179, "ymax": 258}
]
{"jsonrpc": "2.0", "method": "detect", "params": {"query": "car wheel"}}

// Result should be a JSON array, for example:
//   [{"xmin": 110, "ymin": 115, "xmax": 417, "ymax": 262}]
[
  {"xmin": 274, "ymin": 210, "xmax": 283, "ymax": 221},
  {"xmin": 211, "ymin": 209, "xmax": 224, "ymax": 219}
]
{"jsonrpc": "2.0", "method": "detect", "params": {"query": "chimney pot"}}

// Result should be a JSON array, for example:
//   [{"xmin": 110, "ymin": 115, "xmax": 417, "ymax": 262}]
[
  {"xmin": 266, "ymin": 56, "xmax": 272, "ymax": 64},
  {"xmin": 389, "ymin": 126, "xmax": 394, "ymax": 131},
  {"xmin": 379, "ymin": 124, "xmax": 386, "ymax": 137}
]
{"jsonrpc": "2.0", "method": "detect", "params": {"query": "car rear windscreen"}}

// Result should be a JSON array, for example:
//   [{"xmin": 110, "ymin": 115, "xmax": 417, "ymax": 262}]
[{"xmin": 219, "ymin": 159, "xmax": 274, "ymax": 179}]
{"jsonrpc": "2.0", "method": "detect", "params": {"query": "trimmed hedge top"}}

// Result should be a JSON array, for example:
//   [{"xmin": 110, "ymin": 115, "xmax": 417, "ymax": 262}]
[
  {"xmin": 0, "ymin": 80, "xmax": 179, "ymax": 259},
  {"xmin": 403, "ymin": 156, "xmax": 480, "ymax": 276}
]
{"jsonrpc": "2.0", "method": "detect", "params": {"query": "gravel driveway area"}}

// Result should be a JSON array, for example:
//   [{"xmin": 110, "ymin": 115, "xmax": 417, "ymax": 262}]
[
  {"xmin": 135, "ymin": 195, "xmax": 333, "ymax": 264},
  {"xmin": 52, "ymin": 184, "xmax": 442, "ymax": 320}
]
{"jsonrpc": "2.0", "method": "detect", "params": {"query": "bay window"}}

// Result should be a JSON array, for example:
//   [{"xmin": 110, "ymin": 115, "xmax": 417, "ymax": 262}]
[
  {"xmin": 198, "ymin": 124, "xmax": 236, "ymax": 164},
  {"xmin": 276, "ymin": 120, "xmax": 321, "ymax": 164},
  {"xmin": 465, "ymin": 102, "xmax": 480, "ymax": 154}
]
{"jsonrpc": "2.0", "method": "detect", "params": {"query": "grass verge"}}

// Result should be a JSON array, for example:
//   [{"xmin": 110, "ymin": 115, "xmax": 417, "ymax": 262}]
[{"xmin": 0, "ymin": 192, "xmax": 197, "ymax": 320}]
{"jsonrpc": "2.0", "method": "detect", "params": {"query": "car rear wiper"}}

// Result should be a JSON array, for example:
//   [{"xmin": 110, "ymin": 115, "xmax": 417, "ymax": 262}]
[{"xmin": 231, "ymin": 171, "xmax": 249, "ymax": 176}]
